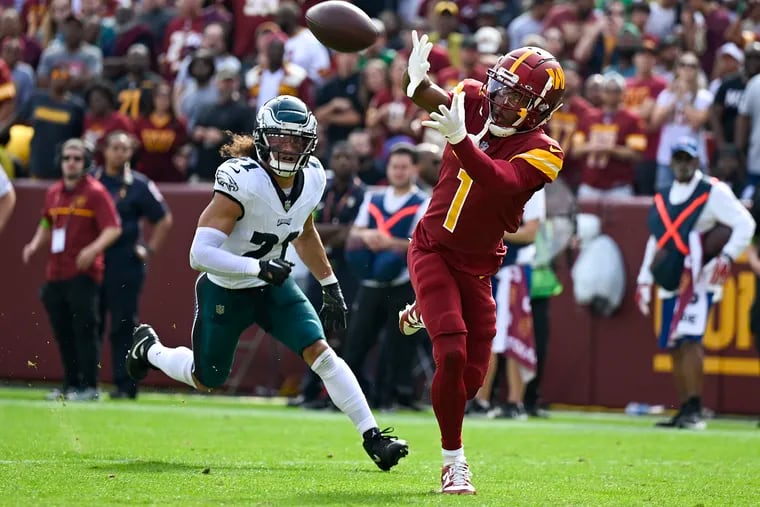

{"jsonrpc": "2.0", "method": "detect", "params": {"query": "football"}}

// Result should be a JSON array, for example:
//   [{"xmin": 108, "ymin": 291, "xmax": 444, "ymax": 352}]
[
  {"xmin": 305, "ymin": 1, "xmax": 379, "ymax": 53},
  {"xmin": 702, "ymin": 223, "xmax": 732, "ymax": 262}
]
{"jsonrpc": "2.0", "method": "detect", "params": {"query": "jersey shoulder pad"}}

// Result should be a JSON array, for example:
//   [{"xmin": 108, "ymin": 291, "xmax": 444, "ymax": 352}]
[
  {"xmin": 509, "ymin": 131, "xmax": 565, "ymax": 182},
  {"xmin": 456, "ymin": 79, "xmax": 483, "ymax": 99},
  {"xmin": 214, "ymin": 157, "xmax": 261, "ymax": 199},
  {"xmin": 306, "ymin": 155, "xmax": 327, "ymax": 189}
]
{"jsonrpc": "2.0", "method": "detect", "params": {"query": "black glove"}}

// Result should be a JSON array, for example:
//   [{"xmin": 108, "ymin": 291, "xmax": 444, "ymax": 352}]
[
  {"xmin": 320, "ymin": 282, "xmax": 348, "ymax": 331},
  {"xmin": 257, "ymin": 258, "xmax": 293, "ymax": 286}
]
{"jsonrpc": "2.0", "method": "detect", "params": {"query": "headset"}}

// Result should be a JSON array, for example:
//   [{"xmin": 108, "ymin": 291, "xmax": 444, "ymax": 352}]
[{"xmin": 55, "ymin": 138, "xmax": 93, "ymax": 175}]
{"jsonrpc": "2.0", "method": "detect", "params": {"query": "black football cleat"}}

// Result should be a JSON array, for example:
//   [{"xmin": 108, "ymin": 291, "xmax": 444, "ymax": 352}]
[
  {"xmin": 362, "ymin": 427, "xmax": 408, "ymax": 471},
  {"xmin": 126, "ymin": 324, "xmax": 160, "ymax": 381}
]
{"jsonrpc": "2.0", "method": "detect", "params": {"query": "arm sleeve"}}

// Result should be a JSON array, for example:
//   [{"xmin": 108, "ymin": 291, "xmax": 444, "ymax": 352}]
[
  {"xmin": 708, "ymin": 182, "xmax": 756, "ymax": 259},
  {"xmin": 636, "ymin": 235, "xmax": 657, "ymax": 285},
  {"xmin": 139, "ymin": 180, "xmax": 168, "ymax": 223},
  {"xmin": 189, "ymin": 226, "xmax": 261, "ymax": 278},
  {"xmin": 450, "ymin": 136, "xmax": 558, "ymax": 194}
]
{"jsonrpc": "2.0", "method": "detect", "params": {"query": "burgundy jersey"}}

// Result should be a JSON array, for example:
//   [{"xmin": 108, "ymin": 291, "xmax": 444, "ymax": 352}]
[{"xmin": 413, "ymin": 80, "xmax": 564, "ymax": 276}]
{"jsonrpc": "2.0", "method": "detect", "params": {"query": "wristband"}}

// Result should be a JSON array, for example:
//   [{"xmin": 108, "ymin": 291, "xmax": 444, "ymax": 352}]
[{"xmin": 319, "ymin": 273, "xmax": 338, "ymax": 286}]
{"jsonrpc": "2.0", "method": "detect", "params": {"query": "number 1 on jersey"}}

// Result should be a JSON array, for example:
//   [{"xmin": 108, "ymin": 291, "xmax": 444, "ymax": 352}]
[{"xmin": 443, "ymin": 169, "xmax": 473, "ymax": 232}]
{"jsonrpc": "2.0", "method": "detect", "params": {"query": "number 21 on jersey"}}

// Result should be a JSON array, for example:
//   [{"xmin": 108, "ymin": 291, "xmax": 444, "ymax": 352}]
[{"xmin": 443, "ymin": 169, "xmax": 473, "ymax": 233}]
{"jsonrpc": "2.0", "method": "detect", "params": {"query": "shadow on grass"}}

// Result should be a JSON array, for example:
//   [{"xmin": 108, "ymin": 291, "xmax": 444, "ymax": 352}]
[
  {"xmin": 89, "ymin": 460, "xmax": 396, "ymax": 475},
  {"xmin": 283, "ymin": 491, "xmax": 437, "ymax": 504}
]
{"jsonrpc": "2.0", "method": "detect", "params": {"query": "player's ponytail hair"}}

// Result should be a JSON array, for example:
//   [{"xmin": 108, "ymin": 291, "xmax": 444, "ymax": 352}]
[{"xmin": 220, "ymin": 132, "xmax": 257, "ymax": 159}]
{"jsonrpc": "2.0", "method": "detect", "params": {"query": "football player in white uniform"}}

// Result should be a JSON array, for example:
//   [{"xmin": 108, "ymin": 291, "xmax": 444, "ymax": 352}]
[{"xmin": 125, "ymin": 96, "xmax": 408, "ymax": 471}]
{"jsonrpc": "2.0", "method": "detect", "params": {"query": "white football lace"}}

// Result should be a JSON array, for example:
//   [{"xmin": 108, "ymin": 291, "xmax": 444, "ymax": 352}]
[
  {"xmin": 406, "ymin": 305, "xmax": 424, "ymax": 327},
  {"xmin": 447, "ymin": 462, "xmax": 471, "ymax": 487}
]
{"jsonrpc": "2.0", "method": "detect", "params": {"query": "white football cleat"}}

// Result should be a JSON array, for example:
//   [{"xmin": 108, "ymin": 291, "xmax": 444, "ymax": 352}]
[
  {"xmin": 441, "ymin": 461, "xmax": 476, "ymax": 495},
  {"xmin": 399, "ymin": 301, "xmax": 425, "ymax": 335}
]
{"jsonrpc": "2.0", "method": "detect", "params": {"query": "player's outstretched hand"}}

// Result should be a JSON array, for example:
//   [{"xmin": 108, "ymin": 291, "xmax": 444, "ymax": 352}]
[
  {"xmin": 257, "ymin": 258, "xmax": 293, "ymax": 286},
  {"xmin": 320, "ymin": 282, "xmax": 348, "ymax": 331},
  {"xmin": 421, "ymin": 90, "xmax": 467, "ymax": 144},
  {"xmin": 406, "ymin": 30, "xmax": 432, "ymax": 98}
]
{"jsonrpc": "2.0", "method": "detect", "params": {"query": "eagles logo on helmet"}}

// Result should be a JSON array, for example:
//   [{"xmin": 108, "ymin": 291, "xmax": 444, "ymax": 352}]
[
  {"xmin": 480, "ymin": 46, "xmax": 565, "ymax": 137},
  {"xmin": 254, "ymin": 96, "xmax": 318, "ymax": 178}
]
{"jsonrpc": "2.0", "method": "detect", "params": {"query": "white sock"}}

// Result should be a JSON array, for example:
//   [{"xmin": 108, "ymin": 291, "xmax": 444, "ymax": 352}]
[
  {"xmin": 442, "ymin": 447, "xmax": 466, "ymax": 466},
  {"xmin": 310, "ymin": 348, "xmax": 377, "ymax": 435},
  {"xmin": 147, "ymin": 344, "xmax": 196, "ymax": 388}
]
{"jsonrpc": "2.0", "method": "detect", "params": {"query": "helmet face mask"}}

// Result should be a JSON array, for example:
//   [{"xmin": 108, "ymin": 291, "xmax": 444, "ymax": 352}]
[
  {"xmin": 480, "ymin": 47, "xmax": 565, "ymax": 137},
  {"xmin": 254, "ymin": 96, "xmax": 318, "ymax": 177}
]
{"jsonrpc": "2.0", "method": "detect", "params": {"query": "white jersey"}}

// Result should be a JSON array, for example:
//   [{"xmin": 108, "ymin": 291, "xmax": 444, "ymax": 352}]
[{"xmin": 210, "ymin": 156, "xmax": 326, "ymax": 289}]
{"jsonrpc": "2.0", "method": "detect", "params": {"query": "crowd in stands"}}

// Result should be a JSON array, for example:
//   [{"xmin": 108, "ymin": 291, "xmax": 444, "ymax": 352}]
[{"xmin": 4, "ymin": 0, "xmax": 760, "ymax": 409}]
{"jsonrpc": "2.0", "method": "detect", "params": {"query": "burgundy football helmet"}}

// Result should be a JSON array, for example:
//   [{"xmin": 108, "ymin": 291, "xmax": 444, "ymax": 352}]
[{"xmin": 481, "ymin": 46, "xmax": 565, "ymax": 136}]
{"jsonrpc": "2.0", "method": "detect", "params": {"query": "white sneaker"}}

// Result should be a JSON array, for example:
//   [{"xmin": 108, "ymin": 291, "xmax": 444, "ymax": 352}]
[
  {"xmin": 441, "ymin": 461, "xmax": 476, "ymax": 494},
  {"xmin": 399, "ymin": 301, "xmax": 425, "ymax": 336}
]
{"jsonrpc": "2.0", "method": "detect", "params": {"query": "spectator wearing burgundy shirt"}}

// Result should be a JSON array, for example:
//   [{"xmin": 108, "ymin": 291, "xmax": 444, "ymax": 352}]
[
  {"xmin": 21, "ymin": 138, "xmax": 121, "ymax": 401},
  {"xmin": 83, "ymin": 80, "xmax": 135, "ymax": 164}
]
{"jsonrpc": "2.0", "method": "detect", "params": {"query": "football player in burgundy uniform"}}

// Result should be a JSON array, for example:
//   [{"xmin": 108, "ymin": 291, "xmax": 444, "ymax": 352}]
[{"xmin": 399, "ymin": 32, "xmax": 566, "ymax": 495}]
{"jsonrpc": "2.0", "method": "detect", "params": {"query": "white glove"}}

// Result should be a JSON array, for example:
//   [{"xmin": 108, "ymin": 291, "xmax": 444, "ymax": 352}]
[
  {"xmin": 406, "ymin": 30, "xmax": 432, "ymax": 98},
  {"xmin": 635, "ymin": 283, "xmax": 651, "ymax": 316},
  {"xmin": 421, "ymin": 90, "xmax": 467, "ymax": 145}
]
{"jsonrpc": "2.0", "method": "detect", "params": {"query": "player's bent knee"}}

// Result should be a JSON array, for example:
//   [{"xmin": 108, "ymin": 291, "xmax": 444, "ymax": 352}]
[
  {"xmin": 426, "ymin": 310, "xmax": 466, "ymax": 337},
  {"xmin": 193, "ymin": 366, "xmax": 230, "ymax": 389},
  {"xmin": 302, "ymin": 339, "xmax": 328, "ymax": 366},
  {"xmin": 433, "ymin": 334, "xmax": 467, "ymax": 372}
]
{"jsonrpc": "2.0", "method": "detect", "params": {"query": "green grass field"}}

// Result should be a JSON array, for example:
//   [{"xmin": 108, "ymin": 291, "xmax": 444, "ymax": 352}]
[{"xmin": 0, "ymin": 388, "xmax": 758, "ymax": 506}]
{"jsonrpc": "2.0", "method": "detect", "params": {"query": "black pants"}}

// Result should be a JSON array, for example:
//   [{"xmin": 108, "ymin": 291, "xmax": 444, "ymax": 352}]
[
  {"xmin": 343, "ymin": 282, "xmax": 417, "ymax": 407},
  {"xmin": 41, "ymin": 275, "xmax": 101, "ymax": 390},
  {"xmin": 100, "ymin": 268, "xmax": 144, "ymax": 396},
  {"xmin": 524, "ymin": 296, "xmax": 550, "ymax": 409}
]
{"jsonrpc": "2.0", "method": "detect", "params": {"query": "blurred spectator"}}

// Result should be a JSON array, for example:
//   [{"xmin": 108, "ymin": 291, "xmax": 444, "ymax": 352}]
[
  {"xmin": 584, "ymin": 73, "xmax": 604, "ymax": 108},
  {"xmin": 625, "ymin": 38, "xmax": 669, "ymax": 195},
  {"xmin": 574, "ymin": 1, "xmax": 626, "ymax": 76},
  {"xmin": 547, "ymin": 61, "xmax": 591, "ymax": 191},
  {"xmin": 360, "ymin": 18, "xmax": 396, "ymax": 68},
  {"xmin": 415, "ymin": 142, "xmax": 442, "ymax": 193},
  {"xmin": 726, "ymin": 0, "xmax": 760, "ymax": 48},
  {"xmin": 174, "ymin": 22, "xmax": 240, "ymax": 105},
  {"xmin": 344, "ymin": 143, "xmax": 430, "ymax": 409},
  {"xmin": 736, "ymin": 48, "xmax": 760, "ymax": 195},
  {"xmin": 94, "ymin": 130, "xmax": 172, "ymax": 399},
  {"xmin": 114, "ymin": 43, "xmax": 162, "ymax": 120},
  {"xmin": 0, "ymin": 57, "xmax": 15, "ymax": 125},
  {"xmin": 177, "ymin": 49, "xmax": 217, "ymax": 127},
  {"xmin": 358, "ymin": 58, "xmax": 389, "ymax": 112},
  {"xmin": 712, "ymin": 43, "xmax": 760, "ymax": 191},
  {"xmin": 645, "ymin": 0, "xmax": 679, "ymax": 41},
  {"xmin": 36, "ymin": 0, "xmax": 71, "ymax": 48},
  {"xmin": 293, "ymin": 141, "xmax": 367, "ymax": 409},
  {"xmin": 366, "ymin": 54, "xmax": 424, "ymax": 159},
  {"xmin": 134, "ymin": 81, "xmax": 188, "ymax": 182},
  {"xmin": 83, "ymin": 80, "xmax": 135, "ymax": 162},
  {"xmin": 507, "ymin": 0, "xmax": 553, "ymax": 51},
  {"xmin": 604, "ymin": 23, "xmax": 642, "ymax": 79},
  {"xmin": 573, "ymin": 73, "xmax": 646, "ymax": 198},
  {"xmin": 18, "ymin": 64, "xmax": 85, "ymax": 179},
  {"xmin": 628, "ymin": 0, "xmax": 651, "ymax": 38},
  {"xmin": 160, "ymin": 0, "xmax": 206, "ymax": 79},
  {"xmin": 108, "ymin": 0, "xmax": 156, "ymax": 65},
  {"xmin": 399, "ymin": 22, "xmax": 451, "ymax": 76},
  {"xmin": 2, "ymin": 36, "xmax": 35, "ymax": 114},
  {"xmin": 651, "ymin": 52, "xmax": 713, "ymax": 192},
  {"xmin": 682, "ymin": 0, "xmax": 732, "ymax": 77},
  {"xmin": 378, "ymin": 10, "xmax": 403, "ymax": 51},
  {"xmin": 474, "ymin": 26, "xmax": 503, "ymax": 68},
  {"xmin": 22, "ymin": 138, "xmax": 121, "ymax": 401},
  {"xmin": 0, "ymin": 161, "xmax": 14, "ymax": 234},
  {"xmin": 655, "ymin": 34, "xmax": 682, "ymax": 83},
  {"xmin": 427, "ymin": 1, "xmax": 465, "ymax": 69},
  {"xmin": 37, "ymin": 14, "xmax": 103, "ymax": 94},
  {"xmin": 314, "ymin": 51, "xmax": 364, "ymax": 157},
  {"xmin": 436, "ymin": 36, "xmax": 488, "ymax": 91},
  {"xmin": 543, "ymin": 0, "xmax": 600, "ymax": 63},
  {"xmin": 0, "ymin": 9, "xmax": 42, "ymax": 68},
  {"xmin": 709, "ymin": 42, "xmax": 744, "ymax": 95},
  {"xmin": 275, "ymin": 1, "xmax": 330, "ymax": 86},
  {"xmin": 137, "ymin": 0, "xmax": 175, "ymax": 47},
  {"xmin": 244, "ymin": 32, "xmax": 311, "ymax": 110},
  {"xmin": 227, "ymin": 0, "xmax": 277, "ymax": 61},
  {"xmin": 348, "ymin": 128, "xmax": 386, "ymax": 185},
  {"xmin": 189, "ymin": 65, "xmax": 255, "ymax": 181}
]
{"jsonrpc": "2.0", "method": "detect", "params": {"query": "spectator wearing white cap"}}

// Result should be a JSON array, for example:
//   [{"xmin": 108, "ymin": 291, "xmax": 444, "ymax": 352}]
[
  {"xmin": 709, "ymin": 42, "xmax": 744, "ymax": 95},
  {"xmin": 473, "ymin": 26, "xmax": 502, "ymax": 67},
  {"xmin": 507, "ymin": 0, "xmax": 553, "ymax": 51}
]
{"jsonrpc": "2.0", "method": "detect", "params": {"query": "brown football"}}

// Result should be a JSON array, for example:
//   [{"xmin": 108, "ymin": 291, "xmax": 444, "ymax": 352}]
[
  {"xmin": 305, "ymin": 1, "xmax": 379, "ymax": 53},
  {"xmin": 702, "ymin": 223, "xmax": 732, "ymax": 262}
]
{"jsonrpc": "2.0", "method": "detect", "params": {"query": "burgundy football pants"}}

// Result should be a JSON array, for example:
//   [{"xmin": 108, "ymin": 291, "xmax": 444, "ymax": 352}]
[{"xmin": 408, "ymin": 243, "xmax": 496, "ymax": 450}]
